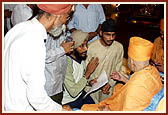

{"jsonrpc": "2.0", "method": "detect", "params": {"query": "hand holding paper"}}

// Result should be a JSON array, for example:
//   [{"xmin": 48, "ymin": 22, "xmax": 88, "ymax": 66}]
[{"xmin": 84, "ymin": 71, "xmax": 108, "ymax": 98}]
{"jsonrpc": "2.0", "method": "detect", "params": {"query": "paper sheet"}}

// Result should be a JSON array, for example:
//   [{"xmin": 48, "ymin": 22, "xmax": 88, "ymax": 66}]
[{"xmin": 84, "ymin": 71, "xmax": 108, "ymax": 98}]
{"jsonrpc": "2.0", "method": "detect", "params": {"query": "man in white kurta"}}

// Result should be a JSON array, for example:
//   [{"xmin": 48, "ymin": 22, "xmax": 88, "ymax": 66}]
[
  {"xmin": 4, "ymin": 4, "xmax": 73, "ymax": 111},
  {"xmin": 85, "ymin": 19, "xmax": 124, "ymax": 103}
]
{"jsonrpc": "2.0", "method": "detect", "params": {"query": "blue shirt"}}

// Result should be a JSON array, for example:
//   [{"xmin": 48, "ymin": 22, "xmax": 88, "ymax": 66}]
[
  {"xmin": 67, "ymin": 4, "xmax": 106, "ymax": 43},
  {"xmin": 144, "ymin": 87, "xmax": 164, "ymax": 111}
]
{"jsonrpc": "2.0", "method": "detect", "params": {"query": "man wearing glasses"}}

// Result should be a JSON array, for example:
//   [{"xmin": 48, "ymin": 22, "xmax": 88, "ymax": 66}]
[
  {"xmin": 4, "ymin": 4, "xmax": 74, "ymax": 111},
  {"xmin": 44, "ymin": 5, "xmax": 75, "ymax": 105}
]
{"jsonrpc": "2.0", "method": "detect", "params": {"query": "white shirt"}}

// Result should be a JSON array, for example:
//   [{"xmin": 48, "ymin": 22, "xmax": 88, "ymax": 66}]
[
  {"xmin": 4, "ymin": 18, "xmax": 62, "ymax": 111},
  {"xmin": 11, "ymin": 4, "xmax": 33, "ymax": 26},
  {"xmin": 62, "ymin": 57, "xmax": 86, "ymax": 104}
]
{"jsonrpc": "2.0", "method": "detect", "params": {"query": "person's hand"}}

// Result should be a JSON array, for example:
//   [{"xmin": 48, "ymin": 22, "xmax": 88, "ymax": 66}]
[
  {"xmin": 89, "ymin": 77, "xmax": 98, "ymax": 86},
  {"xmin": 98, "ymin": 105, "xmax": 110, "ymax": 111},
  {"xmin": 85, "ymin": 57, "xmax": 99, "ymax": 79},
  {"xmin": 110, "ymin": 71, "xmax": 123, "ymax": 82},
  {"xmin": 61, "ymin": 40, "xmax": 74, "ymax": 54},
  {"xmin": 62, "ymin": 105, "xmax": 72, "ymax": 111},
  {"xmin": 89, "ymin": 32, "xmax": 97, "ymax": 41},
  {"xmin": 101, "ymin": 83, "xmax": 111, "ymax": 95},
  {"xmin": 110, "ymin": 71, "xmax": 129, "ymax": 83}
]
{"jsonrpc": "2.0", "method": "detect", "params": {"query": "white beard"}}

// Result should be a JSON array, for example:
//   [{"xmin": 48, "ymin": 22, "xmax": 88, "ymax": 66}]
[{"xmin": 48, "ymin": 24, "xmax": 66, "ymax": 37}]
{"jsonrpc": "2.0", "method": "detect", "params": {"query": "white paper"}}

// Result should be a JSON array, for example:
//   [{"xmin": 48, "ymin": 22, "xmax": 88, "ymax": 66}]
[{"xmin": 84, "ymin": 71, "xmax": 108, "ymax": 98}]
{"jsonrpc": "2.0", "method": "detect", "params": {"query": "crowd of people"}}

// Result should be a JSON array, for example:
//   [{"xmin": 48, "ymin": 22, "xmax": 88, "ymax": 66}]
[{"xmin": 3, "ymin": 4, "xmax": 164, "ymax": 112}]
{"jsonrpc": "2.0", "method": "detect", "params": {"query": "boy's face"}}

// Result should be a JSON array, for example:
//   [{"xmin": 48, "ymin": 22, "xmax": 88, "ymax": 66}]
[{"xmin": 100, "ymin": 31, "xmax": 116, "ymax": 46}]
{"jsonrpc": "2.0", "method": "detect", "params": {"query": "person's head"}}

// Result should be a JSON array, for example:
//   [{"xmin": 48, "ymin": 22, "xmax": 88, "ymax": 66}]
[
  {"xmin": 100, "ymin": 19, "xmax": 116, "ymax": 46},
  {"xmin": 160, "ymin": 18, "xmax": 164, "ymax": 40},
  {"xmin": 37, "ymin": 4, "xmax": 74, "ymax": 37},
  {"xmin": 128, "ymin": 37, "xmax": 154, "ymax": 72},
  {"xmin": 70, "ymin": 30, "xmax": 89, "ymax": 60}
]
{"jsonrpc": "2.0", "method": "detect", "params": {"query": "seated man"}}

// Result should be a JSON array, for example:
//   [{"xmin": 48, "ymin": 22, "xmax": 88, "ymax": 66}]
[
  {"xmin": 81, "ymin": 37, "xmax": 163, "ymax": 111},
  {"xmin": 62, "ymin": 30, "xmax": 99, "ymax": 109}
]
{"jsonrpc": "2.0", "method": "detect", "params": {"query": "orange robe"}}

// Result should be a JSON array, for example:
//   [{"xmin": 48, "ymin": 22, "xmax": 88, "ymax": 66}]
[{"xmin": 81, "ymin": 65, "xmax": 163, "ymax": 111}]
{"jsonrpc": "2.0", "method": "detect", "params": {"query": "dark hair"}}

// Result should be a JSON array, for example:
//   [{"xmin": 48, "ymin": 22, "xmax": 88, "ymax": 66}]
[{"xmin": 101, "ymin": 19, "xmax": 116, "ymax": 32}]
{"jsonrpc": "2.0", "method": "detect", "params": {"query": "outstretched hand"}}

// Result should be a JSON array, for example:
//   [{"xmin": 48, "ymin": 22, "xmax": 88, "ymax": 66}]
[
  {"xmin": 110, "ymin": 71, "xmax": 123, "ymax": 81},
  {"xmin": 85, "ymin": 57, "xmax": 99, "ymax": 79},
  {"xmin": 110, "ymin": 71, "xmax": 128, "ymax": 83}
]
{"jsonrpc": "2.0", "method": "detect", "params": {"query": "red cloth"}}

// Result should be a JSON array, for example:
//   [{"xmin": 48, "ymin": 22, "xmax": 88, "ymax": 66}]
[{"xmin": 37, "ymin": 4, "xmax": 72, "ymax": 15}]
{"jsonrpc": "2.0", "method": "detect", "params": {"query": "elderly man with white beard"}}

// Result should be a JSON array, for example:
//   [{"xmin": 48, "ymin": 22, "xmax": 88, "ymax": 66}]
[
  {"xmin": 4, "ymin": 4, "xmax": 74, "ymax": 111},
  {"xmin": 44, "ymin": 6, "xmax": 75, "ymax": 105}
]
